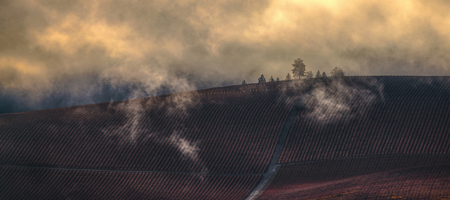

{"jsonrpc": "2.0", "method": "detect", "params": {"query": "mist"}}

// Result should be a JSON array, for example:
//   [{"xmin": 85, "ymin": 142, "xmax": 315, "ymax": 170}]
[{"xmin": 1, "ymin": 0, "xmax": 450, "ymax": 114}]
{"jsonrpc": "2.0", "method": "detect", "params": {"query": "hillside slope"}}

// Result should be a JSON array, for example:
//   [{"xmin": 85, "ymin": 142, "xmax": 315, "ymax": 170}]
[{"xmin": 1, "ymin": 76, "xmax": 450, "ymax": 199}]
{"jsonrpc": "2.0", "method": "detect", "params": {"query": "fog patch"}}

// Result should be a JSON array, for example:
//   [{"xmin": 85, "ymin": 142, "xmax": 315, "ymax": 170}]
[
  {"xmin": 168, "ymin": 131, "xmax": 200, "ymax": 162},
  {"xmin": 144, "ymin": 130, "xmax": 209, "ymax": 179},
  {"xmin": 97, "ymin": 78, "xmax": 207, "ymax": 176},
  {"xmin": 103, "ymin": 89, "xmax": 199, "ymax": 143},
  {"xmin": 278, "ymin": 78, "xmax": 384, "ymax": 123},
  {"xmin": 103, "ymin": 100, "xmax": 145, "ymax": 142},
  {"xmin": 306, "ymin": 78, "xmax": 384, "ymax": 123}
]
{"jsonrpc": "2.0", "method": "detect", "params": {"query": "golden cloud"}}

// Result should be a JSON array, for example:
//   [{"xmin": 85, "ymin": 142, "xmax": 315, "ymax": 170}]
[{"xmin": 1, "ymin": 0, "xmax": 450, "ymax": 99}]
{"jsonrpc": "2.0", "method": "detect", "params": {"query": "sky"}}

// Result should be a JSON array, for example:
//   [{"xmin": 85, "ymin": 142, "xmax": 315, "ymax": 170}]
[{"xmin": 1, "ymin": 0, "xmax": 450, "ymax": 114}]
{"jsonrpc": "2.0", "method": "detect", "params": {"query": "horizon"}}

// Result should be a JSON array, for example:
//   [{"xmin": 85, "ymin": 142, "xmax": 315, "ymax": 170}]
[{"xmin": 2, "ymin": 75, "xmax": 449, "ymax": 115}]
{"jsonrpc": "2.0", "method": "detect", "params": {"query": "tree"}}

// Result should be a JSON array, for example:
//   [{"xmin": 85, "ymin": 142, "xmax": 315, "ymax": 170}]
[
  {"xmin": 258, "ymin": 74, "xmax": 266, "ymax": 83},
  {"xmin": 269, "ymin": 76, "xmax": 274, "ymax": 82},
  {"xmin": 306, "ymin": 71, "xmax": 313, "ymax": 78},
  {"xmin": 276, "ymin": 77, "xmax": 280, "ymax": 81},
  {"xmin": 330, "ymin": 67, "xmax": 345, "ymax": 77},
  {"xmin": 292, "ymin": 58, "xmax": 306, "ymax": 79},
  {"xmin": 286, "ymin": 73, "xmax": 292, "ymax": 80},
  {"xmin": 322, "ymin": 72, "xmax": 327, "ymax": 77},
  {"xmin": 316, "ymin": 70, "xmax": 321, "ymax": 78},
  {"xmin": 242, "ymin": 80, "xmax": 247, "ymax": 85}
]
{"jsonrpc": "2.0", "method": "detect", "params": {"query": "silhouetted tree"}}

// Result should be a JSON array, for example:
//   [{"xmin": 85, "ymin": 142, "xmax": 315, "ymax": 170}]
[
  {"xmin": 258, "ymin": 74, "xmax": 266, "ymax": 83},
  {"xmin": 331, "ymin": 67, "xmax": 345, "ymax": 77},
  {"xmin": 316, "ymin": 70, "xmax": 321, "ymax": 78},
  {"xmin": 292, "ymin": 58, "xmax": 306, "ymax": 79},
  {"xmin": 242, "ymin": 80, "xmax": 247, "ymax": 85},
  {"xmin": 286, "ymin": 73, "xmax": 292, "ymax": 80},
  {"xmin": 276, "ymin": 77, "xmax": 280, "ymax": 81},
  {"xmin": 306, "ymin": 71, "xmax": 313, "ymax": 78},
  {"xmin": 322, "ymin": 72, "xmax": 327, "ymax": 77},
  {"xmin": 269, "ymin": 76, "xmax": 274, "ymax": 82}
]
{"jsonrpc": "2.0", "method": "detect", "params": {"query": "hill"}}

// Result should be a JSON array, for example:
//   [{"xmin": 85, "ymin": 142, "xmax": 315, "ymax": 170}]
[{"xmin": 1, "ymin": 76, "xmax": 450, "ymax": 199}]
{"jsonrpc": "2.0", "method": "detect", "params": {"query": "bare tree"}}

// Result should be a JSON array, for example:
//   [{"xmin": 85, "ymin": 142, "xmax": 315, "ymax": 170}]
[
  {"xmin": 331, "ymin": 67, "xmax": 345, "ymax": 77},
  {"xmin": 292, "ymin": 58, "xmax": 306, "ymax": 79}
]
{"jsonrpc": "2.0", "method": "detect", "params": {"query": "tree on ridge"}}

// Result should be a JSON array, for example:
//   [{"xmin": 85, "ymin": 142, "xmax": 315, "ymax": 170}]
[
  {"xmin": 292, "ymin": 58, "xmax": 306, "ymax": 79},
  {"xmin": 316, "ymin": 70, "xmax": 321, "ymax": 78},
  {"xmin": 286, "ymin": 73, "xmax": 292, "ymax": 80},
  {"xmin": 331, "ymin": 67, "xmax": 345, "ymax": 77},
  {"xmin": 258, "ymin": 74, "xmax": 266, "ymax": 83}
]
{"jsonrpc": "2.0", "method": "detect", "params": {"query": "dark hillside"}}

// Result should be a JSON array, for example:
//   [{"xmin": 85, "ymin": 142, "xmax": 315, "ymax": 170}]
[
  {"xmin": 261, "ymin": 76, "xmax": 450, "ymax": 199},
  {"xmin": 1, "ymin": 77, "xmax": 450, "ymax": 199},
  {"xmin": 1, "ymin": 82, "xmax": 293, "ymax": 174},
  {"xmin": 279, "ymin": 77, "xmax": 450, "ymax": 163}
]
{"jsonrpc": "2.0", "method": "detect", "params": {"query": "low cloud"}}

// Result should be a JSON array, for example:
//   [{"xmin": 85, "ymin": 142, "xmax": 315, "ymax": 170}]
[
  {"xmin": 305, "ymin": 78, "xmax": 384, "ymax": 123},
  {"xmin": 97, "ymin": 87, "xmax": 207, "ymax": 175},
  {"xmin": 102, "ymin": 83, "xmax": 199, "ymax": 142},
  {"xmin": 278, "ymin": 77, "xmax": 384, "ymax": 123},
  {"xmin": 168, "ymin": 131, "xmax": 202, "ymax": 166}
]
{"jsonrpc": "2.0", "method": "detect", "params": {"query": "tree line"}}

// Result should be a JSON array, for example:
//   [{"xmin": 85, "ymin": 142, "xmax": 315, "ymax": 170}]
[
  {"xmin": 243, "ymin": 58, "xmax": 345, "ymax": 84},
  {"xmin": 290, "ymin": 57, "xmax": 345, "ymax": 79}
]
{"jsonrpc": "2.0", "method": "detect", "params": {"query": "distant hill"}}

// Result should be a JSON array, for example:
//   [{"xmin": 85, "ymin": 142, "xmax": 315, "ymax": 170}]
[{"xmin": 1, "ymin": 76, "xmax": 450, "ymax": 199}]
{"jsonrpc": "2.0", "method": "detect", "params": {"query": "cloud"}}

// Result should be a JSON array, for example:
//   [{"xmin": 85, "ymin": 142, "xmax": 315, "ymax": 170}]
[
  {"xmin": 1, "ymin": 0, "xmax": 450, "ymax": 113},
  {"xmin": 96, "ymin": 88, "xmax": 207, "ymax": 175},
  {"xmin": 166, "ymin": 131, "xmax": 209, "ymax": 178},
  {"xmin": 278, "ymin": 77, "xmax": 384, "ymax": 123},
  {"xmin": 168, "ymin": 131, "xmax": 201, "ymax": 163},
  {"xmin": 305, "ymin": 77, "xmax": 384, "ymax": 123},
  {"xmin": 97, "ymin": 83, "xmax": 204, "ymax": 167},
  {"xmin": 101, "ymin": 83, "xmax": 199, "ymax": 141}
]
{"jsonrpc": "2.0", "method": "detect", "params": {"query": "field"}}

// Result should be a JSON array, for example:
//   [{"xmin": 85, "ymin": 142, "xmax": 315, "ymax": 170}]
[{"xmin": 1, "ymin": 76, "xmax": 450, "ymax": 199}]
